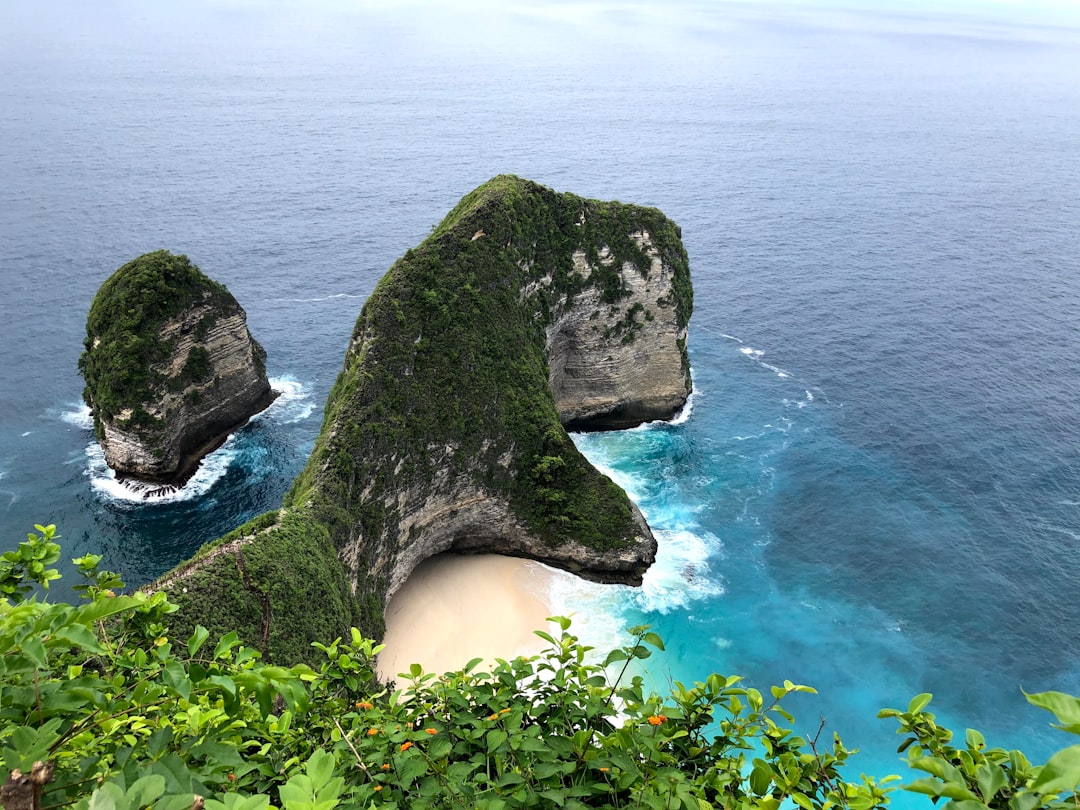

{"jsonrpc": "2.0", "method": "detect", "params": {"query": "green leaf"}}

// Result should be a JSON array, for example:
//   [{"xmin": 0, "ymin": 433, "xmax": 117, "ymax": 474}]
[
  {"xmin": 397, "ymin": 756, "xmax": 428, "ymax": 784},
  {"xmin": 534, "ymin": 630, "xmax": 558, "ymax": 646},
  {"xmin": 642, "ymin": 631, "xmax": 666, "ymax": 651},
  {"xmin": 213, "ymin": 631, "xmax": 241, "ymax": 660},
  {"xmin": 20, "ymin": 635, "xmax": 47, "ymax": 668},
  {"xmin": 279, "ymin": 775, "xmax": 315, "ymax": 809},
  {"xmin": 75, "ymin": 595, "xmax": 142, "ymax": 623},
  {"xmin": 975, "ymin": 762, "xmax": 1006, "ymax": 802},
  {"xmin": 187, "ymin": 625, "xmax": 210, "ymax": 657},
  {"xmin": 908, "ymin": 693, "xmax": 933, "ymax": 715},
  {"xmin": 1025, "ymin": 691, "xmax": 1080, "ymax": 734},
  {"xmin": 162, "ymin": 659, "xmax": 191, "ymax": 700},
  {"xmin": 1029, "ymin": 744, "xmax": 1080, "ymax": 794},
  {"xmin": 126, "ymin": 774, "xmax": 167, "ymax": 808},
  {"xmin": 750, "ymin": 762, "xmax": 773, "ymax": 795},
  {"xmin": 487, "ymin": 729, "xmax": 508, "ymax": 752},
  {"xmin": 53, "ymin": 622, "xmax": 106, "ymax": 653},
  {"xmin": 86, "ymin": 782, "xmax": 123, "ymax": 810},
  {"xmin": 306, "ymin": 749, "xmax": 335, "ymax": 791}
]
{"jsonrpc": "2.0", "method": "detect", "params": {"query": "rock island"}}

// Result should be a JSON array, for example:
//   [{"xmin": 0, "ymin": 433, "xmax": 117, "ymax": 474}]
[
  {"xmin": 159, "ymin": 176, "xmax": 693, "ymax": 662},
  {"xmin": 79, "ymin": 250, "xmax": 275, "ymax": 488}
]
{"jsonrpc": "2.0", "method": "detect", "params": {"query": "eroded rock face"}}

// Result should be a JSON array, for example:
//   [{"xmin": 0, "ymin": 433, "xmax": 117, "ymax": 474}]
[
  {"xmin": 80, "ymin": 251, "xmax": 275, "ymax": 487},
  {"xmin": 545, "ymin": 232, "xmax": 691, "ymax": 430}
]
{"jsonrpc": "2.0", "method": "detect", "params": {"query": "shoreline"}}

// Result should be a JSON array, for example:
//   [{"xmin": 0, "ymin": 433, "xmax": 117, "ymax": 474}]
[{"xmin": 376, "ymin": 554, "xmax": 558, "ymax": 683}]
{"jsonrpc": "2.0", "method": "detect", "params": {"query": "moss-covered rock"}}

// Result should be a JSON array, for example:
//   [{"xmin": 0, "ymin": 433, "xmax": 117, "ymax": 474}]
[
  {"xmin": 79, "ymin": 250, "xmax": 275, "ymax": 486},
  {"xmin": 163, "ymin": 177, "xmax": 692, "ymax": 663}
]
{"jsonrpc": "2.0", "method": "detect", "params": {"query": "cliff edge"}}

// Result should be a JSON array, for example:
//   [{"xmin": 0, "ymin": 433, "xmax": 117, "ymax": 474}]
[
  {"xmin": 79, "ymin": 251, "xmax": 276, "ymax": 487},
  {"xmin": 162, "ymin": 177, "xmax": 692, "ymax": 662}
]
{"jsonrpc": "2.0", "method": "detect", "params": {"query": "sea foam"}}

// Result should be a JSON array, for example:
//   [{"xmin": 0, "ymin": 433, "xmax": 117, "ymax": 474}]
[
  {"xmin": 85, "ymin": 438, "xmax": 238, "ymax": 504},
  {"xmin": 66, "ymin": 376, "xmax": 313, "ymax": 505}
]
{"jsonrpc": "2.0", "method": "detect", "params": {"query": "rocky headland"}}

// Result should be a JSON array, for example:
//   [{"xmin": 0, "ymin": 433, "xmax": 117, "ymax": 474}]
[
  {"xmin": 159, "ymin": 177, "xmax": 693, "ymax": 662},
  {"xmin": 79, "ymin": 250, "xmax": 276, "ymax": 488}
]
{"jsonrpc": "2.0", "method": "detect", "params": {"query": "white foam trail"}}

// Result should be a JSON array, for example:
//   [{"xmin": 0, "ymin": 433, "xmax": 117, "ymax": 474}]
[
  {"xmin": 632, "ymin": 528, "xmax": 724, "ymax": 614},
  {"xmin": 739, "ymin": 346, "xmax": 765, "ymax": 360},
  {"xmin": 66, "ymin": 376, "xmax": 313, "ymax": 505},
  {"xmin": 666, "ymin": 369, "xmax": 697, "ymax": 425},
  {"xmin": 85, "ymin": 437, "xmax": 238, "ymax": 504},
  {"xmin": 760, "ymin": 362, "xmax": 790, "ymax": 379},
  {"xmin": 274, "ymin": 293, "xmax": 365, "ymax": 303},
  {"xmin": 60, "ymin": 403, "xmax": 94, "ymax": 431},
  {"xmin": 256, "ymin": 376, "xmax": 314, "ymax": 424}
]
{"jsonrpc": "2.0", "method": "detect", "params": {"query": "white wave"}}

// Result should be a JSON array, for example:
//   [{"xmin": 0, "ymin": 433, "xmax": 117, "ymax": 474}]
[
  {"xmin": 86, "ymin": 437, "xmax": 238, "ymax": 505},
  {"xmin": 21, "ymin": 431, "xmax": 31, "ymax": 437},
  {"xmin": 739, "ymin": 346, "xmax": 764, "ymax": 360},
  {"xmin": 60, "ymin": 403, "xmax": 94, "ymax": 431},
  {"xmin": 545, "ymin": 573, "xmax": 632, "ymax": 657},
  {"xmin": 805, "ymin": 389, "xmax": 815, "ymax": 402},
  {"xmin": 760, "ymin": 362, "xmax": 790, "ymax": 379},
  {"xmin": 667, "ymin": 377, "xmax": 696, "ymax": 426},
  {"xmin": 274, "ymin": 293, "xmax": 365, "ymax": 303},
  {"xmin": 256, "ymin": 375, "xmax": 315, "ymax": 424},
  {"xmin": 719, "ymin": 333, "xmax": 742, "ymax": 343},
  {"xmin": 61, "ymin": 377, "xmax": 313, "ymax": 506},
  {"xmin": 632, "ymin": 528, "xmax": 724, "ymax": 614}
]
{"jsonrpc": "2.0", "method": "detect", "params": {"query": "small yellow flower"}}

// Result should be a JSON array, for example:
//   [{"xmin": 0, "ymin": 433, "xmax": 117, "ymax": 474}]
[
  {"xmin": 647, "ymin": 715, "xmax": 667, "ymax": 726},
  {"xmin": 373, "ymin": 785, "xmax": 383, "ymax": 792},
  {"xmin": 599, "ymin": 767, "xmax": 610, "ymax": 773},
  {"xmin": 399, "ymin": 741, "xmax": 413, "ymax": 752},
  {"xmin": 487, "ymin": 712, "xmax": 499, "ymax": 721},
  {"xmin": 500, "ymin": 708, "xmax": 512, "ymax": 714},
  {"xmin": 367, "ymin": 728, "xmax": 379, "ymax": 736},
  {"xmin": 425, "ymin": 728, "xmax": 437, "ymax": 735}
]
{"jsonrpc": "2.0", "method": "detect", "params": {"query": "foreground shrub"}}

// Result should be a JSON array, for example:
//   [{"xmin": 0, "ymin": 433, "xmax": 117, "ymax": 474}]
[{"xmin": 2, "ymin": 527, "xmax": 1079, "ymax": 809}]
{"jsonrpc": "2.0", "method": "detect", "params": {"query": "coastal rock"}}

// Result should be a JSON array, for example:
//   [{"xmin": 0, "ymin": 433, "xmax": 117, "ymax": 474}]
[
  {"xmin": 79, "ymin": 251, "xmax": 275, "ymax": 486},
  {"xmin": 546, "ymin": 235, "xmax": 691, "ymax": 430},
  {"xmin": 162, "ymin": 177, "xmax": 693, "ymax": 662}
]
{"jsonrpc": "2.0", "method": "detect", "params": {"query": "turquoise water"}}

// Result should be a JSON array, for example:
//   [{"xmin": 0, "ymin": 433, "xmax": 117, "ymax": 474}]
[{"xmin": 3, "ymin": 0, "xmax": 1080, "ymax": 798}]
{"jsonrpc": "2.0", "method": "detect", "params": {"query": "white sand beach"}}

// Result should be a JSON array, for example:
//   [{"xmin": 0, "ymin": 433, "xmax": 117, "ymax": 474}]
[{"xmin": 376, "ymin": 554, "xmax": 559, "ymax": 683}]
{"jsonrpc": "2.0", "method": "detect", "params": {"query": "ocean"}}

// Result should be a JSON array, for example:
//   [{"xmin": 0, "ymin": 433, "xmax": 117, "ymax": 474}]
[{"xmin": 3, "ymin": 0, "xmax": 1080, "ymax": 799}]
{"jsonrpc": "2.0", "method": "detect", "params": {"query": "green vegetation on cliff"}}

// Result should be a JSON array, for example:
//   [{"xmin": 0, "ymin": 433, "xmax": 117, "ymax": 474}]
[
  {"xmin": 164, "ymin": 176, "xmax": 692, "ymax": 662},
  {"xmin": 5, "ymin": 531, "xmax": 1080, "ymax": 810},
  {"xmin": 78, "ymin": 250, "xmax": 244, "ymax": 438}
]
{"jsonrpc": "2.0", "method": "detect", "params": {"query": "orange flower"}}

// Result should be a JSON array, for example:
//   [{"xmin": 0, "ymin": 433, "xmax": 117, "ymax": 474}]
[
  {"xmin": 599, "ymin": 767, "xmax": 610, "ymax": 773},
  {"xmin": 425, "ymin": 728, "xmax": 438, "ymax": 735},
  {"xmin": 487, "ymin": 713, "xmax": 499, "ymax": 721},
  {"xmin": 381, "ymin": 764, "xmax": 390, "ymax": 771},
  {"xmin": 399, "ymin": 741, "xmax": 413, "ymax": 752},
  {"xmin": 500, "ymin": 708, "xmax": 512, "ymax": 714},
  {"xmin": 355, "ymin": 701, "xmax": 373, "ymax": 710},
  {"xmin": 373, "ymin": 785, "xmax": 382, "ymax": 792},
  {"xmin": 367, "ymin": 728, "xmax": 379, "ymax": 736},
  {"xmin": 647, "ymin": 715, "xmax": 667, "ymax": 726}
]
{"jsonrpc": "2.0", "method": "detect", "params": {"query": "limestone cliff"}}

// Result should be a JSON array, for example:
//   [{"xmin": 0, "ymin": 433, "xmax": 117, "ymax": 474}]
[
  {"xmin": 162, "ymin": 177, "xmax": 692, "ymax": 663},
  {"xmin": 79, "ymin": 251, "xmax": 276, "ymax": 486}
]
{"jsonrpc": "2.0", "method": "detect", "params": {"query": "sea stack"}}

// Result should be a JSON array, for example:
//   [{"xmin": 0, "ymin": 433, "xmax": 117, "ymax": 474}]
[
  {"xmin": 79, "ymin": 250, "xmax": 275, "ymax": 487},
  {"xmin": 161, "ymin": 176, "xmax": 693, "ymax": 662}
]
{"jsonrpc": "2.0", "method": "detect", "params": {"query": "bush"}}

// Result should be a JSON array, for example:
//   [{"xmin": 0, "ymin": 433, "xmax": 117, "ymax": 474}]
[{"xmin": 3, "ymin": 528, "xmax": 1080, "ymax": 810}]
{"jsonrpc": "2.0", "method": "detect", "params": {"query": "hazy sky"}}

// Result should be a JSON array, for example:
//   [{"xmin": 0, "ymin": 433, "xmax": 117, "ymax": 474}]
[{"xmin": 4, "ymin": 0, "xmax": 1080, "ymax": 59}]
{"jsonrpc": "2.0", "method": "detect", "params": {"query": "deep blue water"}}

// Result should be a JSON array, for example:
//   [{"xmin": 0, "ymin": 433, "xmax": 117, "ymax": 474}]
[{"xmin": 3, "ymin": 0, "xmax": 1080, "ymax": 799}]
